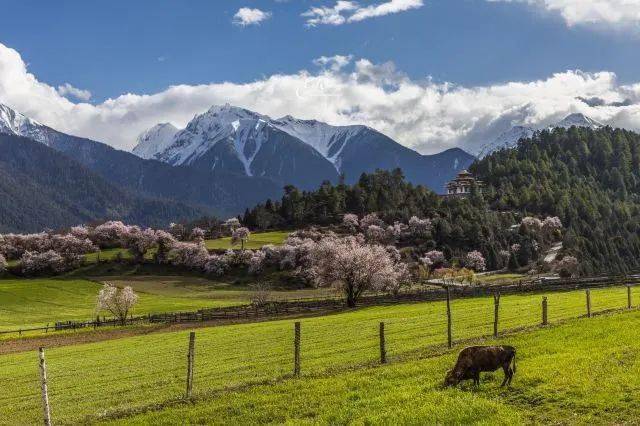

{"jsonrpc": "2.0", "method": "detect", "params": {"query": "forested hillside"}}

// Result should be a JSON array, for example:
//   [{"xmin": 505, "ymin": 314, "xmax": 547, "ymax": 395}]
[
  {"xmin": 242, "ymin": 126, "xmax": 640, "ymax": 275},
  {"xmin": 0, "ymin": 134, "xmax": 203, "ymax": 232},
  {"xmin": 472, "ymin": 126, "xmax": 640, "ymax": 275},
  {"xmin": 242, "ymin": 170, "xmax": 519, "ymax": 270}
]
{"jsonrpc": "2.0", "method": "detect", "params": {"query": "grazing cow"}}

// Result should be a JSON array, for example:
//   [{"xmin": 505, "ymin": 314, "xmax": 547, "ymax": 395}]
[{"xmin": 444, "ymin": 345, "xmax": 516, "ymax": 387}]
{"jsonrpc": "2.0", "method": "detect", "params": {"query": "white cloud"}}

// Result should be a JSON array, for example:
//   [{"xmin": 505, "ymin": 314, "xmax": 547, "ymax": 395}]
[
  {"xmin": 488, "ymin": 0, "xmax": 640, "ymax": 28},
  {"xmin": 313, "ymin": 55, "xmax": 354, "ymax": 71},
  {"xmin": 56, "ymin": 83, "xmax": 92, "ymax": 101},
  {"xmin": 2, "ymin": 42, "xmax": 640, "ymax": 155},
  {"xmin": 303, "ymin": 0, "xmax": 423, "ymax": 26},
  {"xmin": 233, "ymin": 7, "xmax": 272, "ymax": 26}
]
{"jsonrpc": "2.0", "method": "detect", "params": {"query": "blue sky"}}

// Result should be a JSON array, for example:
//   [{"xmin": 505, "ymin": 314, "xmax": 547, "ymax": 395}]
[
  {"xmin": 2, "ymin": 0, "xmax": 638, "ymax": 102},
  {"xmin": 1, "ymin": 0, "xmax": 639, "ymax": 154}
]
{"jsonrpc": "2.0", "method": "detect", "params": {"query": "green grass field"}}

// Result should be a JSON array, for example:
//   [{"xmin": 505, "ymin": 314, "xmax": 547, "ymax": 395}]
[
  {"xmin": 111, "ymin": 310, "xmax": 640, "ymax": 425},
  {"xmin": 0, "ymin": 285, "xmax": 637, "ymax": 424},
  {"xmin": 0, "ymin": 278, "xmax": 241, "ymax": 331},
  {"xmin": 204, "ymin": 230, "xmax": 289, "ymax": 250}
]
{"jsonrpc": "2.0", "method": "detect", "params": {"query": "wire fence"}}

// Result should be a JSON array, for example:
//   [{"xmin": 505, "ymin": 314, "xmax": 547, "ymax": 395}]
[{"xmin": 1, "ymin": 283, "xmax": 638, "ymax": 425}]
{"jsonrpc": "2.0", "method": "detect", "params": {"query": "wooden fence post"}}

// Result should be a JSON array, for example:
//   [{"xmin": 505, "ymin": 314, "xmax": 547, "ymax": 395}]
[
  {"xmin": 294, "ymin": 322, "xmax": 301, "ymax": 377},
  {"xmin": 379, "ymin": 322, "xmax": 387, "ymax": 364},
  {"xmin": 446, "ymin": 286, "xmax": 452, "ymax": 349},
  {"xmin": 628, "ymin": 285, "xmax": 632, "ymax": 309},
  {"xmin": 542, "ymin": 296, "xmax": 548, "ymax": 326},
  {"xmin": 185, "ymin": 332, "xmax": 195, "ymax": 399},
  {"xmin": 586, "ymin": 289, "xmax": 592, "ymax": 318},
  {"xmin": 38, "ymin": 347, "xmax": 52, "ymax": 426},
  {"xmin": 493, "ymin": 293, "xmax": 501, "ymax": 338}
]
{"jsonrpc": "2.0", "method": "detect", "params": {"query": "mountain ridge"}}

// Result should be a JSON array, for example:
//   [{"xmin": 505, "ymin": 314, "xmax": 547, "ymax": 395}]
[{"xmin": 134, "ymin": 104, "xmax": 476, "ymax": 192}]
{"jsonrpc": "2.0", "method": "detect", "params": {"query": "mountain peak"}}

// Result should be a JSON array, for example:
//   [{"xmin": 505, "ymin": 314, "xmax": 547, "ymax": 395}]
[
  {"xmin": 0, "ymin": 103, "xmax": 40, "ymax": 135},
  {"xmin": 554, "ymin": 113, "xmax": 603, "ymax": 129},
  {"xmin": 132, "ymin": 122, "xmax": 179, "ymax": 159}
]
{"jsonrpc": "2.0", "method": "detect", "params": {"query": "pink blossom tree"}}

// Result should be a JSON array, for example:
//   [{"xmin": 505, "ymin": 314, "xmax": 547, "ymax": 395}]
[
  {"xmin": 308, "ymin": 236, "xmax": 407, "ymax": 307},
  {"xmin": 359, "ymin": 213, "xmax": 384, "ymax": 230},
  {"xmin": 465, "ymin": 250, "xmax": 486, "ymax": 272},
  {"xmin": 342, "ymin": 214, "xmax": 359, "ymax": 233},
  {"xmin": 555, "ymin": 256, "xmax": 578, "ymax": 278},
  {"xmin": 92, "ymin": 221, "xmax": 131, "ymax": 248},
  {"xmin": 247, "ymin": 250, "xmax": 267, "ymax": 275},
  {"xmin": 543, "ymin": 216, "xmax": 563, "ymax": 239},
  {"xmin": 231, "ymin": 227, "xmax": 251, "ymax": 250},
  {"xmin": 123, "ymin": 227, "xmax": 158, "ymax": 263},
  {"xmin": 154, "ymin": 230, "xmax": 177, "ymax": 264},
  {"xmin": 21, "ymin": 250, "xmax": 67, "ymax": 275},
  {"xmin": 190, "ymin": 227, "xmax": 206, "ymax": 243},
  {"xmin": 0, "ymin": 254, "xmax": 6, "ymax": 273},
  {"xmin": 96, "ymin": 283, "xmax": 139, "ymax": 325},
  {"xmin": 169, "ymin": 242, "xmax": 210, "ymax": 270},
  {"xmin": 204, "ymin": 254, "xmax": 229, "ymax": 276},
  {"xmin": 408, "ymin": 216, "xmax": 432, "ymax": 239}
]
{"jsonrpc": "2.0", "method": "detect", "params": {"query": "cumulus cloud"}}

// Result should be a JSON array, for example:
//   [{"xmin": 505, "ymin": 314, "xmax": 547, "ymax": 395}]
[
  {"xmin": 303, "ymin": 0, "xmax": 423, "ymax": 26},
  {"xmin": 56, "ymin": 83, "xmax": 92, "ymax": 101},
  {"xmin": 2, "ymin": 42, "xmax": 640, "ymax": 155},
  {"xmin": 233, "ymin": 7, "xmax": 272, "ymax": 26},
  {"xmin": 488, "ymin": 0, "xmax": 640, "ymax": 28}
]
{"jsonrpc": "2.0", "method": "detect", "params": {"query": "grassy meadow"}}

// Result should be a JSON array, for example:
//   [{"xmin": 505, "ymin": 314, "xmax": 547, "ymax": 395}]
[
  {"xmin": 109, "ymin": 310, "xmax": 640, "ymax": 425},
  {"xmin": 0, "ymin": 284, "xmax": 638, "ymax": 424},
  {"xmin": 0, "ymin": 278, "xmax": 240, "ymax": 331},
  {"xmin": 204, "ymin": 230, "xmax": 289, "ymax": 250}
]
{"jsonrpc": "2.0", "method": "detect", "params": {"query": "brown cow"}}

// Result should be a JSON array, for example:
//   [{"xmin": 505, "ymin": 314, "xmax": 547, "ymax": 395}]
[{"xmin": 444, "ymin": 345, "xmax": 516, "ymax": 387}]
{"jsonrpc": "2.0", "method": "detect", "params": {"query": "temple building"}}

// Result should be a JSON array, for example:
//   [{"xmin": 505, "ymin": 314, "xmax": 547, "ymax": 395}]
[{"xmin": 444, "ymin": 170, "xmax": 483, "ymax": 197}]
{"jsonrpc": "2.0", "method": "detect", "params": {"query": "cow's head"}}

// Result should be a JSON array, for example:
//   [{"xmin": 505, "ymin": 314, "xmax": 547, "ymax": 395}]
[{"xmin": 444, "ymin": 369, "xmax": 461, "ymax": 387}]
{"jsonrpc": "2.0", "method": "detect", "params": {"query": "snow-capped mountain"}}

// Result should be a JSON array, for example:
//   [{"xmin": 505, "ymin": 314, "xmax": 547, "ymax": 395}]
[
  {"xmin": 553, "ymin": 113, "xmax": 603, "ymax": 130},
  {"xmin": 134, "ymin": 104, "xmax": 475, "ymax": 191},
  {"xmin": 0, "ymin": 103, "xmax": 283, "ymax": 218},
  {"xmin": 0, "ymin": 103, "xmax": 52, "ymax": 144},
  {"xmin": 477, "ymin": 125, "xmax": 536, "ymax": 159},
  {"xmin": 477, "ymin": 113, "xmax": 604, "ymax": 158},
  {"xmin": 133, "ymin": 123, "xmax": 179, "ymax": 160},
  {"xmin": 270, "ymin": 115, "xmax": 364, "ymax": 169}
]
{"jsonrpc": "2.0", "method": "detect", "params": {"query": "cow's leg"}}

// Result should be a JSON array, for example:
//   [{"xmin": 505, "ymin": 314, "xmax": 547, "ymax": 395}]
[
  {"xmin": 507, "ymin": 367, "xmax": 514, "ymax": 386},
  {"xmin": 474, "ymin": 370, "xmax": 480, "ymax": 387},
  {"xmin": 501, "ymin": 363, "xmax": 510, "ymax": 387}
]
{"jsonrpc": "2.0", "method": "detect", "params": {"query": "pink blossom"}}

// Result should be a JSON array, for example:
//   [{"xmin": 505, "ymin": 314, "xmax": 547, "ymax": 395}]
[
  {"xmin": 360, "ymin": 213, "xmax": 384, "ymax": 230},
  {"xmin": 342, "ymin": 214, "xmax": 359, "ymax": 232},
  {"xmin": 308, "ymin": 235, "xmax": 407, "ymax": 307},
  {"xmin": 169, "ymin": 242, "xmax": 210, "ymax": 269},
  {"xmin": 465, "ymin": 250, "xmax": 486, "ymax": 272},
  {"xmin": 555, "ymin": 256, "xmax": 578, "ymax": 278},
  {"xmin": 231, "ymin": 227, "xmax": 251, "ymax": 250},
  {"xmin": 97, "ymin": 283, "xmax": 138, "ymax": 325},
  {"xmin": 408, "ymin": 216, "xmax": 432, "ymax": 238},
  {"xmin": 190, "ymin": 227, "xmax": 206, "ymax": 242},
  {"xmin": 21, "ymin": 250, "xmax": 69, "ymax": 275},
  {"xmin": 0, "ymin": 254, "xmax": 6, "ymax": 273}
]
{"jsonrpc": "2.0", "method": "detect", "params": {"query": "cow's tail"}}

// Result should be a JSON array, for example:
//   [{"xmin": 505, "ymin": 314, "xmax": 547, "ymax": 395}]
[{"xmin": 511, "ymin": 350, "xmax": 517, "ymax": 374}]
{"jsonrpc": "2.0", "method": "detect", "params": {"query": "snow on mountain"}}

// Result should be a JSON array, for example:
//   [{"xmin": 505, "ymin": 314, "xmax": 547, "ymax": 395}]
[
  {"xmin": 131, "ymin": 104, "xmax": 477, "ymax": 191},
  {"xmin": 132, "ymin": 123, "xmax": 179, "ymax": 160},
  {"xmin": 476, "ymin": 125, "xmax": 535, "ymax": 158},
  {"xmin": 0, "ymin": 103, "xmax": 51, "ymax": 144},
  {"xmin": 478, "ymin": 113, "xmax": 605, "ymax": 158},
  {"xmin": 153, "ymin": 104, "xmax": 272, "ymax": 176},
  {"xmin": 270, "ymin": 116, "xmax": 364, "ymax": 167},
  {"xmin": 553, "ymin": 113, "xmax": 603, "ymax": 130}
]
